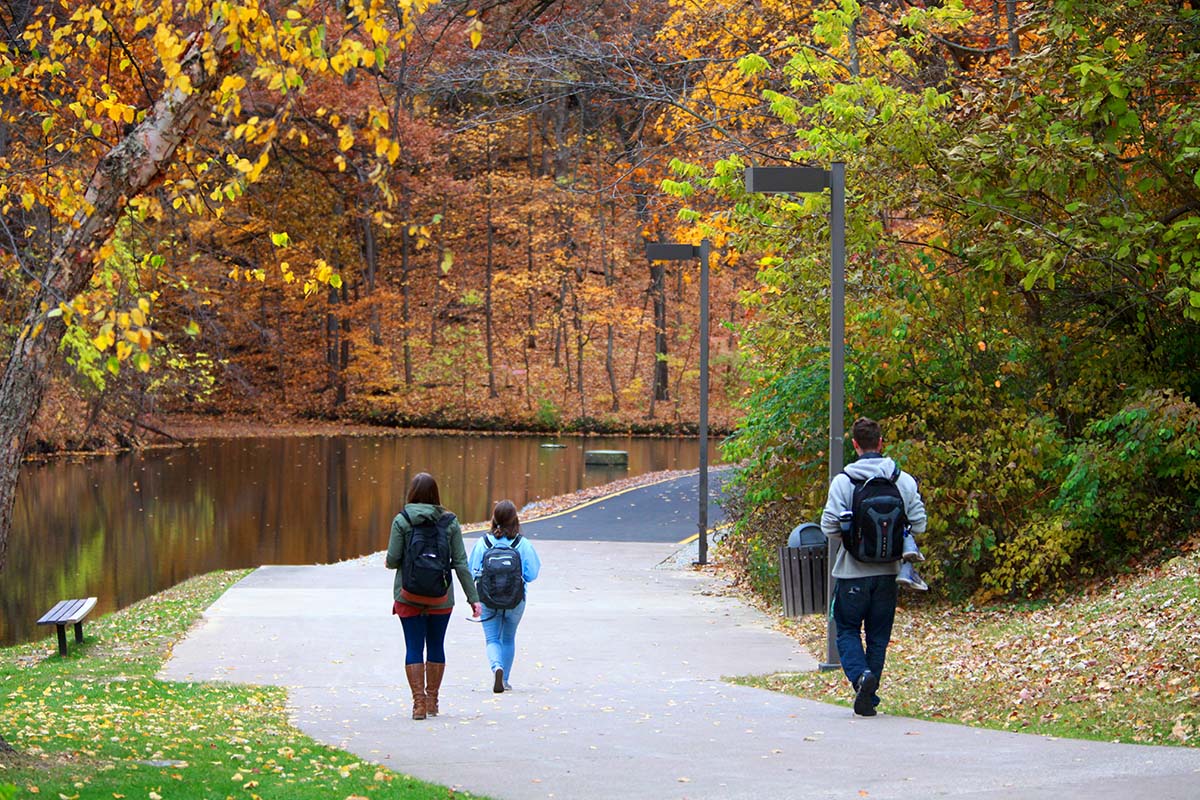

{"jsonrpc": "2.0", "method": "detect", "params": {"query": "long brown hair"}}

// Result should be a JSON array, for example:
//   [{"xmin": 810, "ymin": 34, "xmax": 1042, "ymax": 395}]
[
  {"xmin": 406, "ymin": 472, "xmax": 441, "ymax": 506},
  {"xmin": 491, "ymin": 499, "xmax": 520, "ymax": 539}
]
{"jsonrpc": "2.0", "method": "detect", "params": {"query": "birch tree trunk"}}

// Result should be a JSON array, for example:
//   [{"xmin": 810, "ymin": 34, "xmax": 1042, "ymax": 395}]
[{"xmin": 0, "ymin": 26, "xmax": 227, "ymax": 573}]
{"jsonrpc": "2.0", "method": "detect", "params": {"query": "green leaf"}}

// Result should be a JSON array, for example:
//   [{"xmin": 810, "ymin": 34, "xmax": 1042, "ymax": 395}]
[
  {"xmin": 184, "ymin": 320, "xmax": 201, "ymax": 337},
  {"xmin": 270, "ymin": 231, "xmax": 290, "ymax": 247},
  {"xmin": 737, "ymin": 53, "xmax": 770, "ymax": 76},
  {"xmin": 329, "ymin": 273, "xmax": 343, "ymax": 289}
]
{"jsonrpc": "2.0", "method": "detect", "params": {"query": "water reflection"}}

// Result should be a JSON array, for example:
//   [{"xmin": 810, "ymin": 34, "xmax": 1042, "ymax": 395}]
[{"xmin": 2, "ymin": 434, "xmax": 718, "ymax": 646}]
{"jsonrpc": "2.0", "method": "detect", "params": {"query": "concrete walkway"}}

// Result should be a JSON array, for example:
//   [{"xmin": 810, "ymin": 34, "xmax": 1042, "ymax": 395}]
[{"xmin": 161, "ymin": 483, "xmax": 1200, "ymax": 799}]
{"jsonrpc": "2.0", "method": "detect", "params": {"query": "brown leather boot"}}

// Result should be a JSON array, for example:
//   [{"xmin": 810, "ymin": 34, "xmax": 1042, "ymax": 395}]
[
  {"xmin": 425, "ymin": 662, "xmax": 446, "ymax": 717},
  {"xmin": 405, "ymin": 663, "xmax": 427, "ymax": 720}
]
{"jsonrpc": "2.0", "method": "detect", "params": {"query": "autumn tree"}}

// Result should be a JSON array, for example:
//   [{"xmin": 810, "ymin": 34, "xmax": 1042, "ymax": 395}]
[
  {"xmin": 678, "ymin": 0, "xmax": 1200, "ymax": 599},
  {"xmin": 0, "ymin": 0, "xmax": 434, "ymax": 579}
]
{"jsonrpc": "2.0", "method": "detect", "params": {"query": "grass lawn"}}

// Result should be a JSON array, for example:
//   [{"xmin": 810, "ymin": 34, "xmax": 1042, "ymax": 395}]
[
  {"xmin": 0, "ymin": 571, "xmax": 488, "ymax": 800},
  {"xmin": 741, "ymin": 545, "xmax": 1200, "ymax": 746}
]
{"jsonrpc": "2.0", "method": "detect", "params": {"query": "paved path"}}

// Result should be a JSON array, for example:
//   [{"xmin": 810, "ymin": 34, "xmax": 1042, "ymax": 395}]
[
  {"xmin": 517, "ymin": 471, "xmax": 729, "ymax": 541},
  {"xmin": 161, "ymin": 475, "xmax": 1200, "ymax": 800}
]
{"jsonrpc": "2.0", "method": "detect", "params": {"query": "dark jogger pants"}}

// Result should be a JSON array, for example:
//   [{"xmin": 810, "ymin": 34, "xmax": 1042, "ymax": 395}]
[{"xmin": 832, "ymin": 575, "xmax": 898, "ymax": 690}]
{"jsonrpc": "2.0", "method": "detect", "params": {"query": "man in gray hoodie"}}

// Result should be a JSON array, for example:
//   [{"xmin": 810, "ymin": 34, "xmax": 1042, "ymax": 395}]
[{"xmin": 820, "ymin": 417, "xmax": 927, "ymax": 717}]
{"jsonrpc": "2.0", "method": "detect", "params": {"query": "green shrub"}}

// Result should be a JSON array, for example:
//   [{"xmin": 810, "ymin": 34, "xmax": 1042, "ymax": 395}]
[
  {"xmin": 979, "ymin": 513, "xmax": 1092, "ymax": 599},
  {"xmin": 718, "ymin": 479, "xmax": 815, "ymax": 601},
  {"xmin": 887, "ymin": 410, "xmax": 1067, "ymax": 600},
  {"xmin": 535, "ymin": 398, "xmax": 561, "ymax": 430},
  {"xmin": 974, "ymin": 391, "xmax": 1200, "ymax": 598},
  {"xmin": 1053, "ymin": 389, "xmax": 1200, "ymax": 549}
]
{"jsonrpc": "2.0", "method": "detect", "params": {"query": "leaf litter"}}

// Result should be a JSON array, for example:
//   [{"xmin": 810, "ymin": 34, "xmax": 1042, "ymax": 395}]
[{"xmin": 740, "ymin": 543, "xmax": 1199, "ymax": 747}]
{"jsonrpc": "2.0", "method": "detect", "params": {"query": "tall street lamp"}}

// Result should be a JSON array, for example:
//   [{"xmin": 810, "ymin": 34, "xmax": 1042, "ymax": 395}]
[
  {"xmin": 744, "ymin": 163, "xmax": 846, "ymax": 670},
  {"xmin": 645, "ymin": 239, "xmax": 712, "ymax": 565}
]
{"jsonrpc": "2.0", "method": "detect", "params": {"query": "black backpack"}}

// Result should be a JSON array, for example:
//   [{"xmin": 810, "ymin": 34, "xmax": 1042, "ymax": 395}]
[
  {"xmin": 843, "ymin": 467, "xmax": 908, "ymax": 563},
  {"xmin": 476, "ymin": 535, "xmax": 525, "ymax": 610},
  {"xmin": 400, "ymin": 509, "xmax": 454, "ymax": 601}
]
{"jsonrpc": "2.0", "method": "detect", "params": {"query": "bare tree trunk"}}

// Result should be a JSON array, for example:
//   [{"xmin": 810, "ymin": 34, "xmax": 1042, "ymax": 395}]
[
  {"xmin": 431, "ymin": 196, "xmax": 448, "ymax": 349},
  {"xmin": 484, "ymin": 137, "xmax": 499, "ymax": 399},
  {"xmin": 360, "ymin": 213, "xmax": 383, "ymax": 346},
  {"xmin": 393, "ymin": 53, "xmax": 414, "ymax": 385},
  {"xmin": 650, "ymin": 261, "xmax": 669, "ymax": 403},
  {"xmin": 338, "ymin": 283, "xmax": 350, "ymax": 406},
  {"xmin": 327, "ymin": 284, "xmax": 341, "ymax": 397},
  {"xmin": 524, "ymin": 214, "xmax": 535, "ymax": 411},
  {"xmin": 603, "ymin": 204, "xmax": 619, "ymax": 411},
  {"xmin": 263, "ymin": 291, "xmax": 286, "ymax": 404},
  {"xmin": 630, "ymin": 290, "xmax": 650, "ymax": 382},
  {"xmin": 0, "ymin": 22, "xmax": 227, "ymax": 572},
  {"xmin": 1006, "ymin": 0, "xmax": 1020, "ymax": 58},
  {"xmin": 574, "ymin": 262, "xmax": 586, "ymax": 421},
  {"xmin": 847, "ymin": 7, "xmax": 860, "ymax": 77},
  {"xmin": 726, "ymin": 291, "xmax": 739, "ymax": 383},
  {"xmin": 526, "ymin": 214, "xmax": 537, "ymax": 350},
  {"xmin": 400, "ymin": 190, "xmax": 415, "ymax": 385},
  {"xmin": 553, "ymin": 278, "xmax": 564, "ymax": 369},
  {"xmin": 675, "ymin": 263, "xmax": 684, "ymax": 329}
]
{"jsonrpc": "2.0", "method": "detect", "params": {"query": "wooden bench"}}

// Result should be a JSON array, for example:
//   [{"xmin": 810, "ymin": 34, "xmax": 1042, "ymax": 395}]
[{"xmin": 37, "ymin": 598, "xmax": 98, "ymax": 656}]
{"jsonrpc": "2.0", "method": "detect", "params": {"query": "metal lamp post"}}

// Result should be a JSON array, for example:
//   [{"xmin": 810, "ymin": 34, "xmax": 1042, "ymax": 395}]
[
  {"xmin": 645, "ymin": 239, "xmax": 712, "ymax": 566},
  {"xmin": 744, "ymin": 163, "xmax": 846, "ymax": 670}
]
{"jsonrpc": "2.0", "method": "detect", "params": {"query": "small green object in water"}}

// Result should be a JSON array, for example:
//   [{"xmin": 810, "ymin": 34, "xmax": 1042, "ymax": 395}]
[{"xmin": 584, "ymin": 449, "xmax": 628, "ymax": 465}]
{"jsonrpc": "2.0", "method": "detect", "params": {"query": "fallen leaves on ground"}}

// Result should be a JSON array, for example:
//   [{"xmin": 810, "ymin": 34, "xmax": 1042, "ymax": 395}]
[{"xmin": 744, "ymin": 547, "xmax": 1200, "ymax": 747}]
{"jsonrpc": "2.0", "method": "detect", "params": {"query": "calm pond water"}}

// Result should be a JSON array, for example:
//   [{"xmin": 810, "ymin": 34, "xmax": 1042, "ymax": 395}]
[{"xmin": 2, "ymin": 433, "xmax": 721, "ymax": 647}]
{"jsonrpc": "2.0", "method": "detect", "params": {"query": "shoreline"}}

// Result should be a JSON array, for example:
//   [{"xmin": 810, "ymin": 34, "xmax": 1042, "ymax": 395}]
[{"xmin": 24, "ymin": 414, "xmax": 730, "ymax": 463}]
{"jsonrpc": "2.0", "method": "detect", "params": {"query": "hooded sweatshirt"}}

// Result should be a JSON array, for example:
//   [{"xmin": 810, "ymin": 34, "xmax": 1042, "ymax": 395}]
[
  {"xmin": 820, "ymin": 453, "xmax": 927, "ymax": 579},
  {"xmin": 386, "ymin": 502, "xmax": 480, "ymax": 610}
]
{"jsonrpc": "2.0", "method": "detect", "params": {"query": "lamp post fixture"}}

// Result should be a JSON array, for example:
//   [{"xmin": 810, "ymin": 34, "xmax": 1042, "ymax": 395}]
[
  {"xmin": 744, "ymin": 162, "xmax": 846, "ymax": 670},
  {"xmin": 645, "ymin": 239, "xmax": 712, "ymax": 566}
]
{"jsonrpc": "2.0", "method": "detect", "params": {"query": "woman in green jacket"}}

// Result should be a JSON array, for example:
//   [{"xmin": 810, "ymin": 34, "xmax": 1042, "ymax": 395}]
[{"xmin": 387, "ymin": 472, "xmax": 481, "ymax": 720}]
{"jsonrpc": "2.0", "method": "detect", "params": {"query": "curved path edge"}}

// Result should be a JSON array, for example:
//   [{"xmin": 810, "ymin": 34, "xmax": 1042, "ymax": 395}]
[{"xmin": 160, "ymin": 476, "xmax": 1200, "ymax": 800}]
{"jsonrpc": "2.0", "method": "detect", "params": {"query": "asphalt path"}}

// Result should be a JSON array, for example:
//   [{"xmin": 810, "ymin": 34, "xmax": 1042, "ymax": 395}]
[
  {"xmin": 162, "ymin": 471, "xmax": 1200, "ymax": 800},
  {"xmin": 517, "ymin": 470, "xmax": 729, "ymax": 542}
]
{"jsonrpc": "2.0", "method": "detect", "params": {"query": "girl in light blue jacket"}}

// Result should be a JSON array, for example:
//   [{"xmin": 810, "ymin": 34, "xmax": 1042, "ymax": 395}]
[{"xmin": 468, "ymin": 500, "xmax": 541, "ymax": 693}]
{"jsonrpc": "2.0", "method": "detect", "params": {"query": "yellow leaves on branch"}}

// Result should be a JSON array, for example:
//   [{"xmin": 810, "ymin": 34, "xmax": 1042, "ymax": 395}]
[
  {"xmin": 4, "ymin": 0, "xmax": 433, "ymax": 227},
  {"xmin": 228, "ymin": 231, "xmax": 341, "ymax": 295},
  {"xmin": 468, "ymin": 17, "xmax": 484, "ymax": 49},
  {"xmin": 82, "ymin": 297, "xmax": 157, "ymax": 374}
]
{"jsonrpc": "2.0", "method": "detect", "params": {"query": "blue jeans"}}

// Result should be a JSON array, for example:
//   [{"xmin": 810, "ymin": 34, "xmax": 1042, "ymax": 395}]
[
  {"xmin": 480, "ymin": 601, "xmax": 525, "ymax": 681},
  {"xmin": 832, "ymin": 575, "xmax": 898, "ymax": 695},
  {"xmin": 400, "ymin": 613, "xmax": 451, "ymax": 665}
]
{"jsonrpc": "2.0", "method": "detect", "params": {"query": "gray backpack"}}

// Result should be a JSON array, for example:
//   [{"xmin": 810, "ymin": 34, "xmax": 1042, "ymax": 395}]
[{"xmin": 843, "ymin": 467, "xmax": 907, "ymax": 563}]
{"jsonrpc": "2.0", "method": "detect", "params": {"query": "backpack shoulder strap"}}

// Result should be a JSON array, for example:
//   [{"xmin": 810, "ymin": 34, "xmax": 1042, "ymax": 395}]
[
  {"xmin": 890, "ymin": 466, "xmax": 901, "ymax": 482},
  {"xmin": 842, "ymin": 470, "xmax": 864, "ymax": 486},
  {"xmin": 400, "ymin": 509, "xmax": 412, "ymax": 526},
  {"xmin": 510, "ymin": 535, "xmax": 522, "ymax": 548},
  {"xmin": 484, "ymin": 535, "xmax": 494, "ymax": 548}
]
